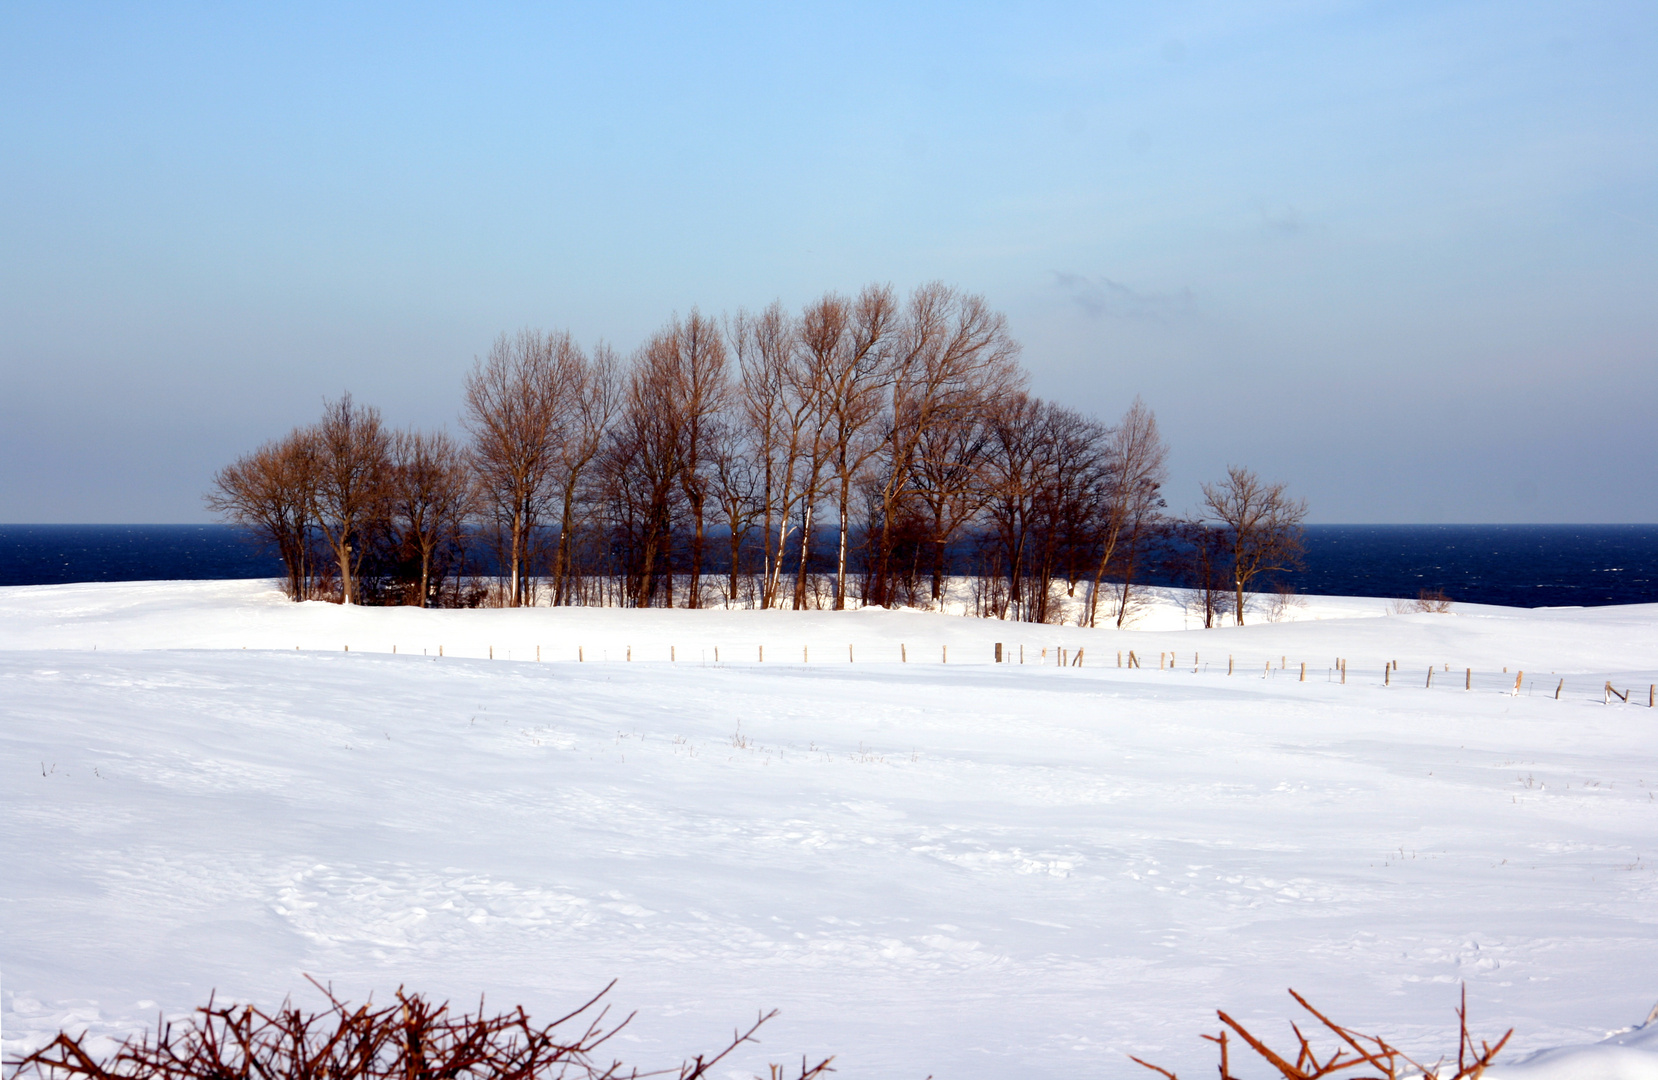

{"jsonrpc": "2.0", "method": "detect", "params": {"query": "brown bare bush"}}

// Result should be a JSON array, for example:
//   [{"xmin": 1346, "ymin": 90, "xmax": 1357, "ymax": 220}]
[
  {"xmin": 1131, "ymin": 987, "xmax": 1510, "ymax": 1080},
  {"xmin": 1415, "ymin": 588, "xmax": 1454, "ymax": 613},
  {"xmin": 7, "ymin": 980, "xmax": 833, "ymax": 1080}
]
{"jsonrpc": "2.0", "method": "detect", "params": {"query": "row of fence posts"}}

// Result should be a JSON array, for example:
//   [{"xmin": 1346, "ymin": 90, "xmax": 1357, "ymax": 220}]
[{"xmin": 317, "ymin": 642, "xmax": 1657, "ymax": 704}]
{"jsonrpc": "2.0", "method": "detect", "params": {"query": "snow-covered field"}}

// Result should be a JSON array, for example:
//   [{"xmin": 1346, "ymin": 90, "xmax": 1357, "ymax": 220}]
[{"xmin": 4, "ymin": 581, "xmax": 1657, "ymax": 1078}]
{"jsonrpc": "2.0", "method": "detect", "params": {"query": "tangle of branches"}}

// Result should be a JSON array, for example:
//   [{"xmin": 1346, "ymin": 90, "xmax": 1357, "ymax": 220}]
[
  {"xmin": 6, "ymin": 978, "xmax": 833, "ymax": 1080},
  {"xmin": 1131, "ymin": 987, "xmax": 1510, "ymax": 1080}
]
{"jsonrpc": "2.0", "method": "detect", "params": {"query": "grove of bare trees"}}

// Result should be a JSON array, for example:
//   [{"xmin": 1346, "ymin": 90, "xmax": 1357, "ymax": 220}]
[{"xmin": 207, "ymin": 281, "xmax": 1307, "ymax": 624}]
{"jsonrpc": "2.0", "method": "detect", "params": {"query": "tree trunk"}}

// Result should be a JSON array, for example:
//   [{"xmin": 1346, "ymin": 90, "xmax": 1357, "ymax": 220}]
[
  {"xmin": 834, "ymin": 474, "xmax": 850, "ymax": 610},
  {"xmin": 687, "ymin": 503, "xmax": 705, "ymax": 609},
  {"xmin": 794, "ymin": 502, "xmax": 813, "ymax": 610}
]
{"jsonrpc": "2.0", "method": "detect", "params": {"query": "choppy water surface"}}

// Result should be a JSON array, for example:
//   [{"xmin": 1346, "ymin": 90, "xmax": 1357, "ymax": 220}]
[{"xmin": 1, "ymin": 523, "xmax": 1653, "ymax": 607}]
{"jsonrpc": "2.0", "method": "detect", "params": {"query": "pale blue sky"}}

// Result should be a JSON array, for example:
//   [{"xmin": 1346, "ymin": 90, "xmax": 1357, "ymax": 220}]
[{"xmin": 2, "ymin": 1, "xmax": 1653, "ymax": 522}]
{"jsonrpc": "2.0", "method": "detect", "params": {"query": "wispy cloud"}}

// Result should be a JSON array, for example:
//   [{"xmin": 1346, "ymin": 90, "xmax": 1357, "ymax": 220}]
[{"xmin": 1050, "ymin": 272, "xmax": 1197, "ymax": 322}]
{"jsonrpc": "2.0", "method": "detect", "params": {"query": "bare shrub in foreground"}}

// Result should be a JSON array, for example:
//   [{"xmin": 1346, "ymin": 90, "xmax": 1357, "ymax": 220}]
[
  {"xmin": 7, "ymin": 980, "xmax": 833, "ymax": 1080},
  {"xmin": 1131, "ymin": 986, "xmax": 1510, "ymax": 1080}
]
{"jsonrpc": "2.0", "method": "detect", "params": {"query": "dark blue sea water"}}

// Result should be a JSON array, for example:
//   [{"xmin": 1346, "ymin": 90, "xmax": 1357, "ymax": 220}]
[{"xmin": 1, "ymin": 524, "xmax": 1654, "ymax": 608}]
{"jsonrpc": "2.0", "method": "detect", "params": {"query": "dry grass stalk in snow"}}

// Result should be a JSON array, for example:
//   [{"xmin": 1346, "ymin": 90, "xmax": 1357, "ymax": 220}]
[
  {"xmin": 1131, "ymin": 987, "xmax": 1511, "ymax": 1080},
  {"xmin": 6, "ymin": 980, "xmax": 833, "ymax": 1080}
]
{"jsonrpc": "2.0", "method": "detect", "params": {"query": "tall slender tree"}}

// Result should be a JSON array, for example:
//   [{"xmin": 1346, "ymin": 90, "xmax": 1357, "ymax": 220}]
[
  {"xmin": 463, "ymin": 330, "xmax": 566, "ymax": 607},
  {"xmin": 312, "ymin": 394, "xmax": 390, "ymax": 605},
  {"xmin": 387, "ymin": 429, "xmax": 474, "ymax": 607}
]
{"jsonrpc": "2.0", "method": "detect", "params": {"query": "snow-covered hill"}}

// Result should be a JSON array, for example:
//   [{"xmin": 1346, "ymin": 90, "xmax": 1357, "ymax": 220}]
[{"xmin": 3, "ymin": 581, "xmax": 1656, "ymax": 1078}]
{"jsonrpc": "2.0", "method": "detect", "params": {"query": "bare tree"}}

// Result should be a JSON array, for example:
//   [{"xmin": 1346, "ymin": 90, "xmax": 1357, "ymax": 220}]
[
  {"xmin": 205, "ymin": 428, "xmax": 318, "ymax": 600},
  {"xmin": 981, "ymin": 392, "xmax": 1044, "ymax": 619},
  {"xmin": 668, "ymin": 310, "xmax": 730, "ymax": 608},
  {"xmin": 609, "ymin": 333, "xmax": 686, "ymax": 607},
  {"xmin": 1086, "ymin": 397, "xmax": 1168, "ymax": 627},
  {"xmin": 388, "ymin": 429, "xmax": 474, "ymax": 607},
  {"xmin": 801, "ymin": 285, "xmax": 900, "ymax": 609},
  {"xmin": 869, "ymin": 283, "xmax": 1023, "ymax": 607},
  {"xmin": 1201, "ymin": 465, "xmax": 1308, "ymax": 625},
  {"xmin": 1168, "ymin": 517, "xmax": 1233, "ymax": 628},
  {"xmin": 549, "ymin": 343, "xmax": 620, "ymax": 606},
  {"xmin": 312, "ymin": 394, "xmax": 390, "ymax": 605},
  {"xmin": 463, "ymin": 330, "xmax": 570, "ymax": 607},
  {"xmin": 730, "ymin": 303, "xmax": 808, "ymax": 608},
  {"xmin": 908, "ymin": 406, "xmax": 996, "ymax": 605}
]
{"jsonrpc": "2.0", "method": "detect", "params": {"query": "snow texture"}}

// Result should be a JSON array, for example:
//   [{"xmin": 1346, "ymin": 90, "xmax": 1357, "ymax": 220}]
[{"xmin": 3, "ymin": 580, "xmax": 1657, "ymax": 1079}]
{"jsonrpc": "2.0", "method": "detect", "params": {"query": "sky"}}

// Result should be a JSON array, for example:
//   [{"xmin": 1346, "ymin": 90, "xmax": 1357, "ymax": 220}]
[{"xmin": 1, "ymin": 1, "xmax": 1654, "ymax": 524}]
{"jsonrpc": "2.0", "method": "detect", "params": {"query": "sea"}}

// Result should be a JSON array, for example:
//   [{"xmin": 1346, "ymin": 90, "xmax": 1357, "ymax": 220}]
[{"xmin": 1, "ymin": 524, "xmax": 1655, "ymax": 608}]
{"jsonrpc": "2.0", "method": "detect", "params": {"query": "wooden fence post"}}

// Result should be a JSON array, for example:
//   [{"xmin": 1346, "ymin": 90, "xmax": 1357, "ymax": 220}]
[
  {"xmin": 1228, "ymin": 654, "xmax": 1234, "ymax": 676},
  {"xmin": 1425, "ymin": 667, "xmax": 1433, "ymax": 688},
  {"xmin": 942, "ymin": 644, "xmax": 947, "ymax": 664},
  {"xmin": 901, "ymin": 643, "xmax": 907, "ymax": 662},
  {"xmin": 1465, "ymin": 667, "xmax": 1471, "ymax": 690},
  {"xmin": 1385, "ymin": 665, "xmax": 1390, "ymax": 686},
  {"xmin": 1300, "ymin": 662, "xmax": 1306, "ymax": 682},
  {"xmin": 995, "ymin": 642, "xmax": 1003, "ymax": 663}
]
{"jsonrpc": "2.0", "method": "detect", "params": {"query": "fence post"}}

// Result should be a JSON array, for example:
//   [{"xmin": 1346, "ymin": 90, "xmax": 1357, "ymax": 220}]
[
  {"xmin": 1300, "ymin": 662, "xmax": 1306, "ymax": 682},
  {"xmin": 1426, "ymin": 667, "xmax": 1433, "ymax": 688},
  {"xmin": 849, "ymin": 644, "xmax": 854, "ymax": 663},
  {"xmin": 759, "ymin": 645, "xmax": 763, "ymax": 662},
  {"xmin": 1385, "ymin": 665, "xmax": 1390, "ymax": 686},
  {"xmin": 942, "ymin": 644, "xmax": 947, "ymax": 664},
  {"xmin": 1465, "ymin": 667, "xmax": 1471, "ymax": 690},
  {"xmin": 577, "ymin": 646, "xmax": 582, "ymax": 662},
  {"xmin": 1228, "ymin": 654, "xmax": 1234, "ymax": 675},
  {"xmin": 901, "ymin": 643, "xmax": 907, "ymax": 662},
  {"xmin": 1555, "ymin": 678, "xmax": 1563, "ymax": 700},
  {"xmin": 995, "ymin": 642, "xmax": 1003, "ymax": 663}
]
